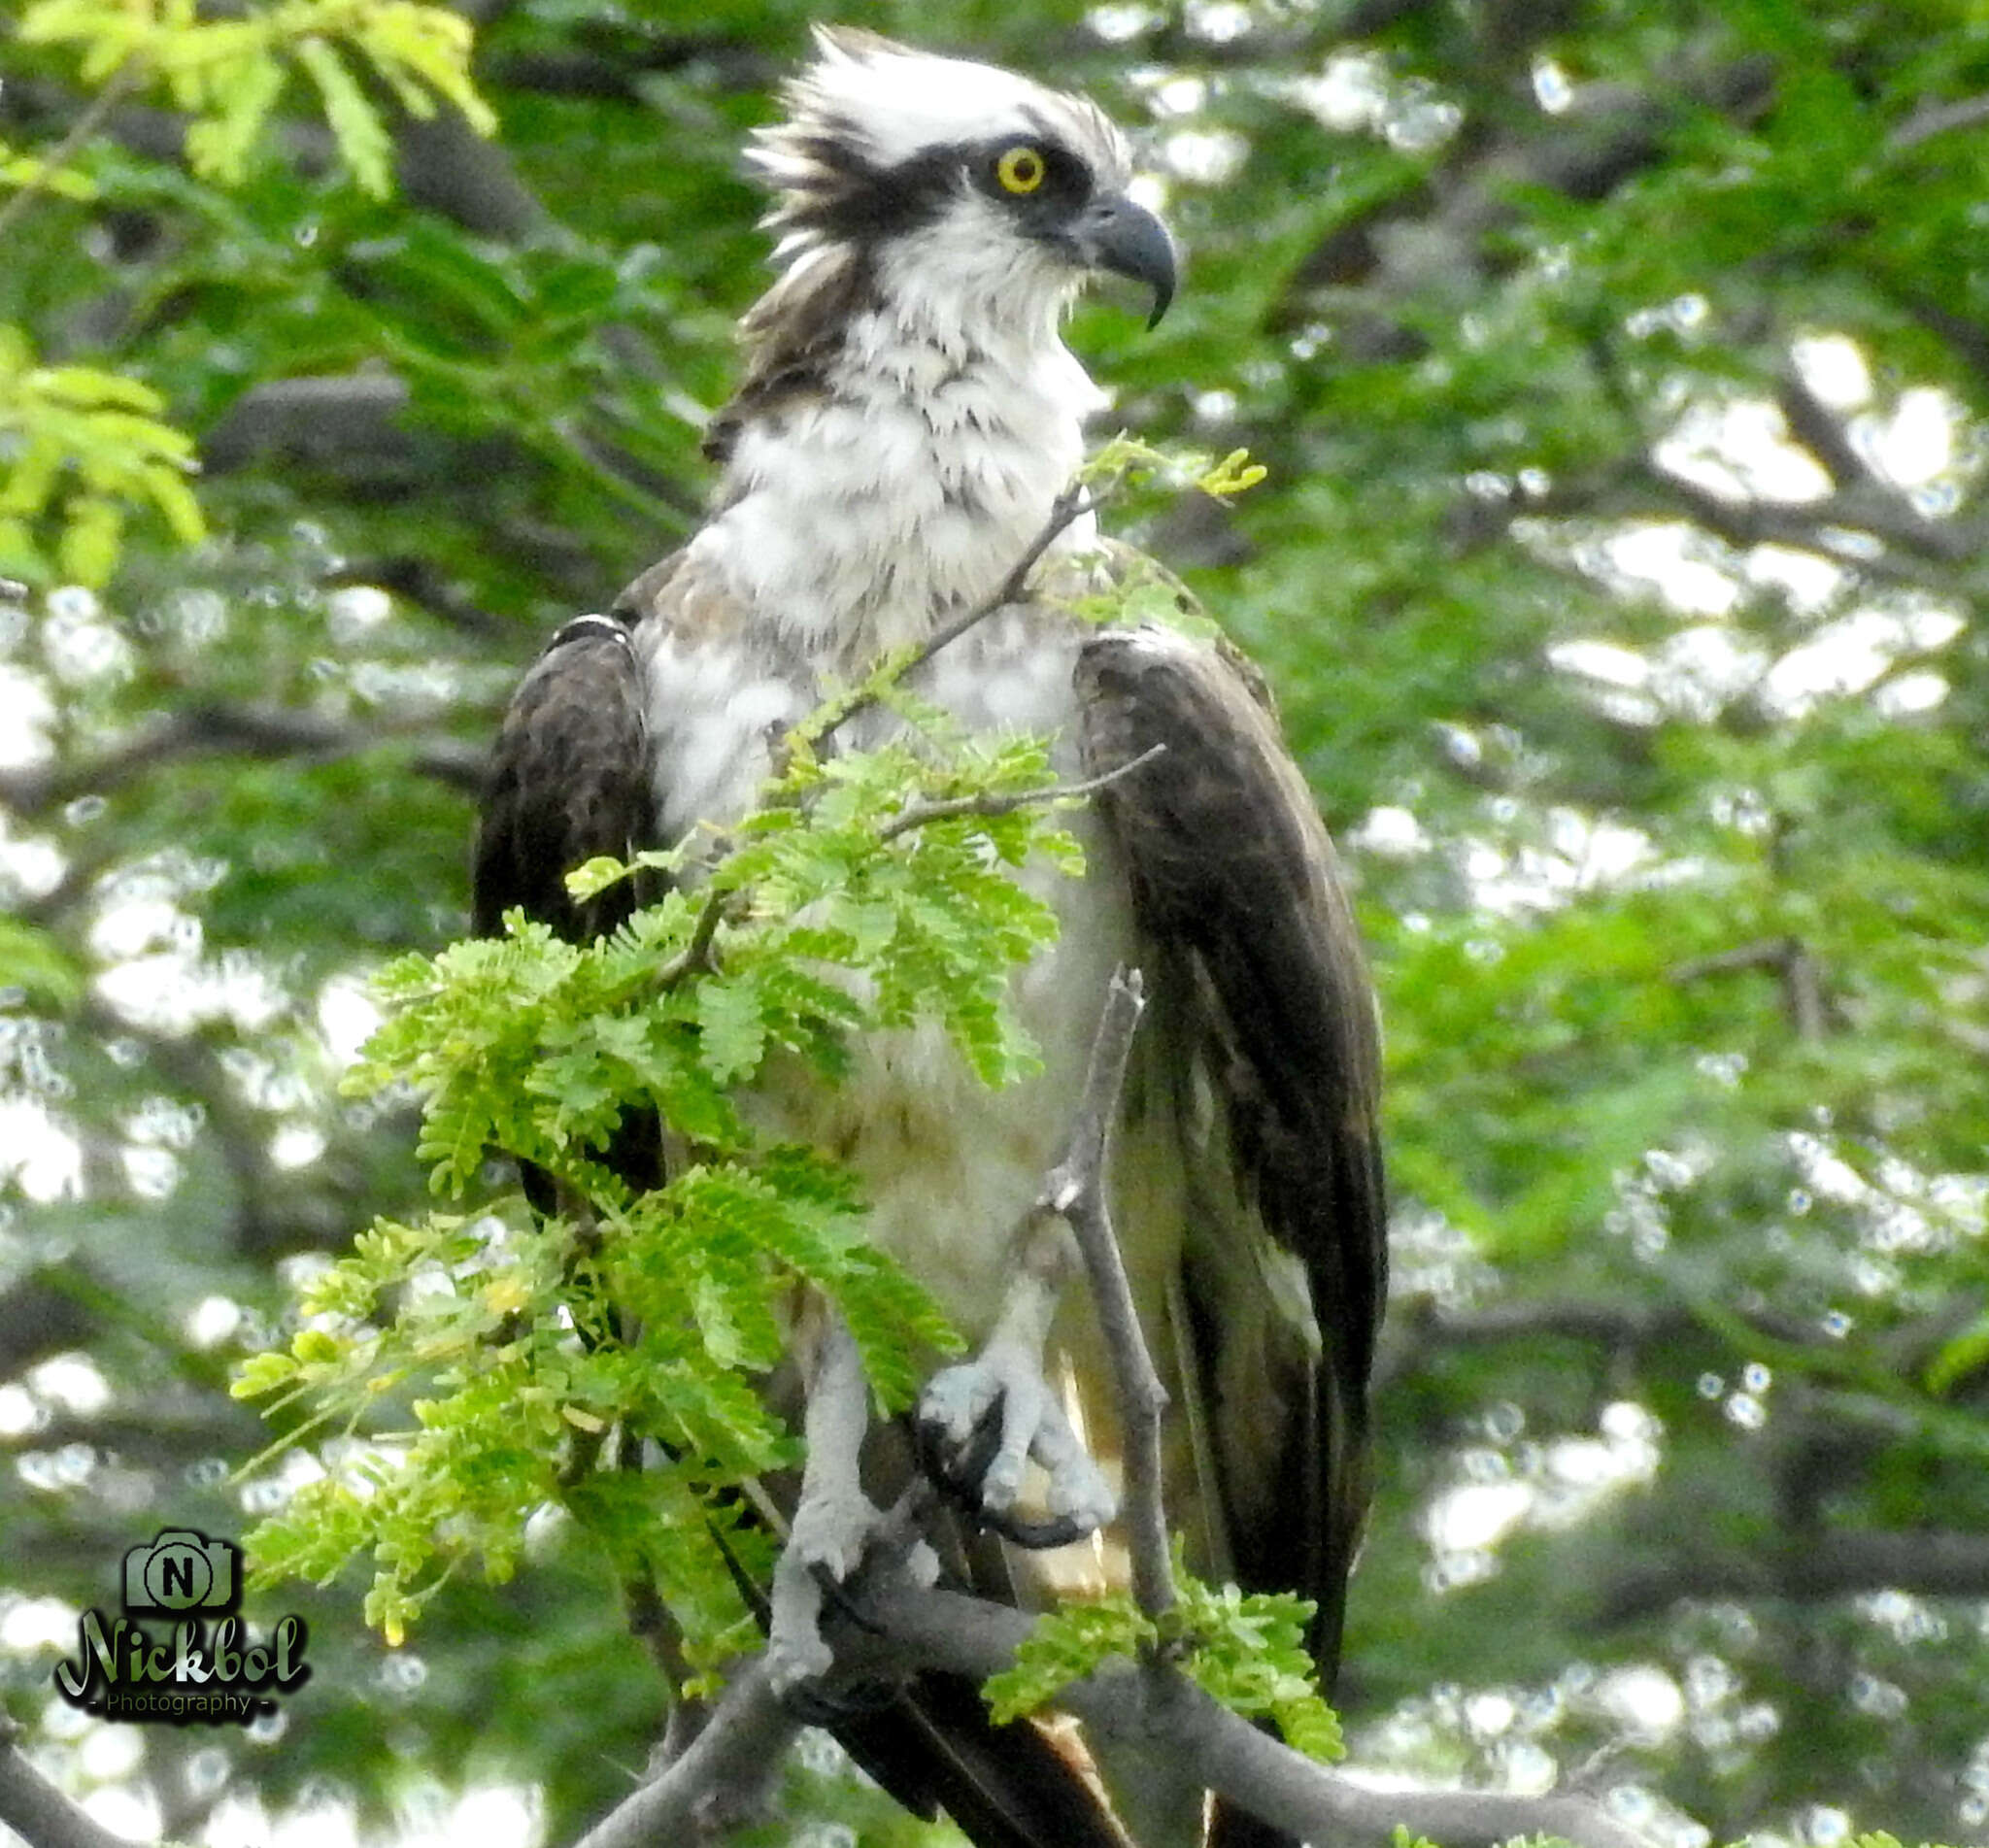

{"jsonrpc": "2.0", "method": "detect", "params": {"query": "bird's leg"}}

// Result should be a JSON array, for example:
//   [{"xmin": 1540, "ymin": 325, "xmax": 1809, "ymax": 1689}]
[
  {"xmin": 916, "ymin": 1206, "xmax": 1118, "ymax": 1548},
  {"xmin": 768, "ymin": 1302, "xmax": 937, "ymax": 1695}
]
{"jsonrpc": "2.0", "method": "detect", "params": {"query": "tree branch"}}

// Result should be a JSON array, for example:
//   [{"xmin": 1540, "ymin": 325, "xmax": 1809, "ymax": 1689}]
[
  {"xmin": 1597, "ymin": 1529, "xmax": 1989, "ymax": 1628},
  {"xmin": 1038, "ymin": 967, "xmax": 1174, "ymax": 1624},
  {"xmin": 568, "ymin": 1569, "xmax": 1665, "ymax": 1848},
  {"xmin": 1888, "ymin": 92, "xmax": 1989, "ymax": 151},
  {"xmin": 570, "ymin": 1656, "xmax": 798, "ymax": 1848},
  {"xmin": 0, "ymin": 62, "xmax": 139, "ymax": 250},
  {"xmin": 1774, "ymin": 364, "xmax": 1875, "ymax": 491},
  {"xmin": 1669, "ymin": 934, "xmax": 1829, "ymax": 1040},
  {"xmin": 0, "ymin": 702, "xmax": 484, "ymax": 819},
  {"xmin": 201, "ymin": 374, "xmax": 421, "ymax": 476},
  {"xmin": 1639, "ymin": 458, "xmax": 1972, "ymax": 568},
  {"xmin": 652, "ymin": 884, "xmax": 735, "ymax": 988},
  {"xmin": 0, "ymin": 1724, "xmax": 133, "ymax": 1848}
]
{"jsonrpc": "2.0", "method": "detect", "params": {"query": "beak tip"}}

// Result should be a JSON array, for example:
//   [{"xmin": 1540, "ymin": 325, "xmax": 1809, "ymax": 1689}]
[{"xmin": 1077, "ymin": 193, "xmax": 1178, "ymax": 333}]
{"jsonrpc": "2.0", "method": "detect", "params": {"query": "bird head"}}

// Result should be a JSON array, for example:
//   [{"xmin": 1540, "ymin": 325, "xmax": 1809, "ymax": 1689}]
[{"xmin": 744, "ymin": 28, "xmax": 1177, "ymax": 348}]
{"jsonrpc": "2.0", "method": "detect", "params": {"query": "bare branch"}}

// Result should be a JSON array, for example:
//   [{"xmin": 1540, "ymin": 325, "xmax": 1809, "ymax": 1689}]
[
  {"xmin": 0, "ymin": 61, "xmax": 139, "ymax": 250},
  {"xmin": 570, "ymin": 1656, "xmax": 798, "ymax": 1848},
  {"xmin": 1598, "ymin": 1529, "xmax": 1989, "ymax": 1628},
  {"xmin": 0, "ymin": 703, "xmax": 484, "ymax": 819},
  {"xmin": 1774, "ymin": 364, "xmax": 1875, "ymax": 491},
  {"xmin": 1642, "ymin": 458, "xmax": 1972, "ymax": 568},
  {"xmin": 392, "ymin": 103, "xmax": 553, "ymax": 243},
  {"xmin": 1040, "ymin": 967, "xmax": 1173, "ymax": 1623},
  {"xmin": 900, "ymin": 485, "xmax": 1102, "ymax": 691},
  {"xmin": 1889, "ymin": 92, "xmax": 1989, "ymax": 151},
  {"xmin": 856, "ymin": 1582, "xmax": 1664, "ymax": 1848},
  {"xmin": 203, "ymin": 374, "xmax": 420, "ymax": 476},
  {"xmin": 1668, "ymin": 937, "xmax": 1801, "ymax": 983},
  {"xmin": 1380, "ymin": 1293, "xmax": 1839, "ymax": 1376},
  {"xmin": 564, "ymin": 1571, "xmax": 1667, "ymax": 1848},
  {"xmin": 325, "ymin": 556, "xmax": 505, "ymax": 640},
  {"xmin": 1669, "ymin": 934, "xmax": 1829, "ymax": 1040},
  {"xmin": 0, "ymin": 1724, "xmax": 134, "ymax": 1848}
]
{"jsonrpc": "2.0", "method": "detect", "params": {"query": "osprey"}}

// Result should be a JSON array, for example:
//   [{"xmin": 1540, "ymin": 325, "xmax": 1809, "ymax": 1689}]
[{"xmin": 474, "ymin": 29, "xmax": 1384, "ymax": 1848}]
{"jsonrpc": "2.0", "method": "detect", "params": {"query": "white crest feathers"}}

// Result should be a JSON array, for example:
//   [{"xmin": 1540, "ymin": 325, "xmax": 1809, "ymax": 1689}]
[{"xmin": 746, "ymin": 26, "xmax": 1131, "ymax": 234}]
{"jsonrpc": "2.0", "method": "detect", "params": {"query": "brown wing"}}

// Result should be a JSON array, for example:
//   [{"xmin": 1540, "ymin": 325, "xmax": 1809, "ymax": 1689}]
[
  {"xmin": 1076, "ymin": 626, "xmax": 1386, "ymax": 1697},
  {"xmin": 474, "ymin": 609, "xmax": 660, "ymax": 1203},
  {"xmin": 474, "ymin": 611, "xmax": 655, "ymax": 944}
]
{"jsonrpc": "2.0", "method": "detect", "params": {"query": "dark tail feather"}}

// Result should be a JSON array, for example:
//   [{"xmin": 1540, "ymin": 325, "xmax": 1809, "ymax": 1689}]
[
  {"xmin": 838, "ymin": 1672, "xmax": 1128, "ymax": 1848},
  {"xmin": 1208, "ymin": 1792, "xmax": 1296, "ymax": 1848}
]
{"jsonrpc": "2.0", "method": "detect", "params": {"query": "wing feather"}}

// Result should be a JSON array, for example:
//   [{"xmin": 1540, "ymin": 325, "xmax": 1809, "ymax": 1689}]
[
  {"xmin": 1076, "ymin": 627, "xmax": 1386, "ymax": 1694},
  {"xmin": 473, "ymin": 612, "xmax": 655, "ymax": 943},
  {"xmin": 474, "ymin": 610, "xmax": 659, "ymax": 1203}
]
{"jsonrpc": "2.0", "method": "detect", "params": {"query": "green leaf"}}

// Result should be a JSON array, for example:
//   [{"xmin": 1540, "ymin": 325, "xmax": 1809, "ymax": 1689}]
[
  {"xmin": 294, "ymin": 37, "xmax": 394, "ymax": 196},
  {"xmin": 0, "ymin": 919, "xmax": 84, "ymax": 1010},
  {"xmin": 695, "ymin": 972, "xmax": 767, "ymax": 1086}
]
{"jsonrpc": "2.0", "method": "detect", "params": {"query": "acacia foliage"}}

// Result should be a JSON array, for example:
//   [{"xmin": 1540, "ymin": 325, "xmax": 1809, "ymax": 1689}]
[
  {"xmin": 2, "ymin": 2, "xmax": 1989, "ymax": 1845},
  {"xmin": 230, "ymin": 706, "xmax": 1068, "ymax": 1659}
]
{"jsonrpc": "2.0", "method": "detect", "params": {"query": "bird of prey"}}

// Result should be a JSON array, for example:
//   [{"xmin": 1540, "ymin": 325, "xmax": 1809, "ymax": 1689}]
[{"xmin": 474, "ymin": 29, "xmax": 1384, "ymax": 1848}]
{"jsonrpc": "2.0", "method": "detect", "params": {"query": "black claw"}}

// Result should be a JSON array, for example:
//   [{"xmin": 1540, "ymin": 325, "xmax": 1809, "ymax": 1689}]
[
  {"xmin": 957, "ymin": 1395, "xmax": 1006, "ymax": 1489},
  {"xmin": 916, "ymin": 1392, "xmax": 1006, "ymax": 1518},
  {"xmin": 779, "ymin": 1673, "xmax": 898, "ymax": 1725},
  {"xmin": 911, "ymin": 1394, "xmax": 1085, "ymax": 1549},
  {"xmin": 810, "ymin": 1558, "xmax": 887, "ymax": 1634},
  {"xmin": 986, "ymin": 1510, "xmax": 1087, "ymax": 1550}
]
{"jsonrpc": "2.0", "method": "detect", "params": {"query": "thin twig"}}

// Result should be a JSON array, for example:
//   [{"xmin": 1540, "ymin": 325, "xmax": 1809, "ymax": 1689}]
[
  {"xmin": 655, "ymin": 886, "xmax": 731, "ymax": 987},
  {"xmin": 875, "ymin": 744, "xmax": 1165, "ymax": 845},
  {"xmin": 811, "ymin": 482, "xmax": 1103, "ymax": 751},
  {"xmin": 1889, "ymin": 91, "xmax": 1989, "ymax": 151},
  {"xmin": 0, "ymin": 61, "xmax": 139, "ymax": 251},
  {"xmin": 1667, "ymin": 936, "xmax": 1801, "ymax": 984},
  {"xmin": 1040, "ymin": 967, "xmax": 1173, "ymax": 1623},
  {"xmin": 1668, "ymin": 934, "xmax": 1829, "ymax": 1040}
]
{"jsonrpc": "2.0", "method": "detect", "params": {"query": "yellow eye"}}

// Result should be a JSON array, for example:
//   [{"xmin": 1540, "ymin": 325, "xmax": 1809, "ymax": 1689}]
[{"xmin": 995, "ymin": 145, "xmax": 1047, "ymax": 194}]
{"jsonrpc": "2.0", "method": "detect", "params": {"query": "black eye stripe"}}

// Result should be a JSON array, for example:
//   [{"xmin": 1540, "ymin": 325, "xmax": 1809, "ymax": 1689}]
[{"xmin": 775, "ymin": 134, "xmax": 1094, "ymax": 245}]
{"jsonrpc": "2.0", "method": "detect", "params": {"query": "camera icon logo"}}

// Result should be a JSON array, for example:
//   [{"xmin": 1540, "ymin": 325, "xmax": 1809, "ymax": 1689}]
[{"xmin": 122, "ymin": 1529, "xmax": 239, "ymax": 1614}]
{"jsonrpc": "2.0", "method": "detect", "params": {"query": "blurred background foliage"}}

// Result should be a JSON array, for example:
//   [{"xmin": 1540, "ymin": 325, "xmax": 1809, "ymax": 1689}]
[{"xmin": 3, "ymin": 1, "xmax": 1989, "ymax": 1845}]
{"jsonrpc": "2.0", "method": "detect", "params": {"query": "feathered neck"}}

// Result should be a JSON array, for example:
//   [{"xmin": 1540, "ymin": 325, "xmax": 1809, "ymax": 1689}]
[{"xmin": 689, "ymin": 252, "xmax": 1103, "ymax": 669}]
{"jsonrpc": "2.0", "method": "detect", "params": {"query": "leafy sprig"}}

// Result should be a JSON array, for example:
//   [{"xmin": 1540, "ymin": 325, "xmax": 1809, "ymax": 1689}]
[
  {"xmin": 982, "ymin": 1538, "xmax": 1344, "ymax": 1762},
  {"xmin": 234, "ymin": 700, "xmax": 1093, "ymax": 1654},
  {"xmin": 20, "ymin": 0, "xmax": 493, "ymax": 195},
  {"xmin": 0, "ymin": 330, "xmax": 203, "ymax": 586},
  {"xmin": 2, "ymin": 0, "xmax": 494, "ymax": 583}
]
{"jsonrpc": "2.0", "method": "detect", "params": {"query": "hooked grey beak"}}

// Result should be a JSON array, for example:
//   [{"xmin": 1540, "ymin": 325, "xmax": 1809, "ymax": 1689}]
[{"xmin": 1067, "ymin": 192, "xmax": 1178, "ymax": 328}]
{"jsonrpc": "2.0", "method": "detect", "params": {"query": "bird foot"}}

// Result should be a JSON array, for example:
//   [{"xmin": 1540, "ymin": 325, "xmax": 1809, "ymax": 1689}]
[
  {"xmin": 916, "ymin": 1345, "xmax": 1118, "ymax": 1548},
  {"xmin": 767, "ymin": 1484, "xmax": 937, "ymax": 1697}
]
